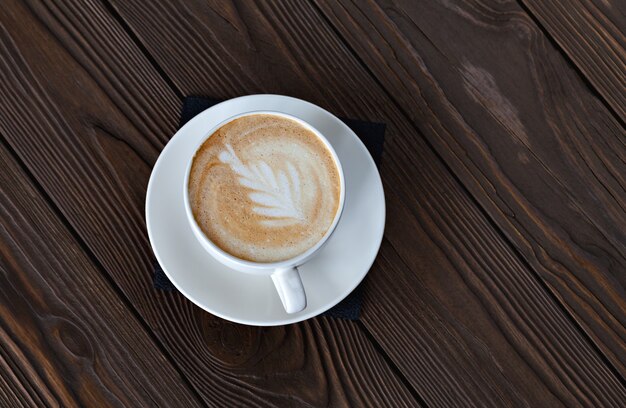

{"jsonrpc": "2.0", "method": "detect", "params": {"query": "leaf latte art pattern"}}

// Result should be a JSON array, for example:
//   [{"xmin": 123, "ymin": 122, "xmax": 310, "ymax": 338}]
[{"xmin": 219, "ymin": 144, "xmax": 304, "ymax": 226}]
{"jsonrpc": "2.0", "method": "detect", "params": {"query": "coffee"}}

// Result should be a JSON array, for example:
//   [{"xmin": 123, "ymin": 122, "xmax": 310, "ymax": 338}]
[{"xmin": 188, "ymin": 114, "xmax": 341, "ymax": 263}]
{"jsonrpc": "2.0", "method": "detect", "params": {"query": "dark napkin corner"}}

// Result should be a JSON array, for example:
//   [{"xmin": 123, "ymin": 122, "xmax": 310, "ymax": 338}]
[{"xmin": 154, "ymin": 96, "xmax": 385, "ymax": 321}]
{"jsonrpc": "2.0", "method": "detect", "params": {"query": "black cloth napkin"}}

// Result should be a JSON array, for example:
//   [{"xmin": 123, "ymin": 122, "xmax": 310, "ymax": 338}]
[{"xmin": 154, "ymin": 96, "xmax": 385, "ymax": 321}]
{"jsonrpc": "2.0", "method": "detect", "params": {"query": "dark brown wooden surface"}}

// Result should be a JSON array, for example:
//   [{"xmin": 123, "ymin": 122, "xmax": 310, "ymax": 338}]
[
  {"xmin": 0, "ymin": 143, "xmax": 203, "ymax": 406},
  {"xmin": 521, "ymin": 0, "xmax": 626, "ymax": 121},
  {"xmin": 0, "ymin": 0, "xmax": 624, "ymax": 407},
  {"xmin": 315, "ymin": 0, "xmax": 626, "ymax": 378}
]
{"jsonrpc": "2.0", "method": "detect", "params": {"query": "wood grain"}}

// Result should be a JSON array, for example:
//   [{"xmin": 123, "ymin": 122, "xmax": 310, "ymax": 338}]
[
  {"xmin": 315, "ymin": 0, "xmax": 626, "ymax": 378},
  {"xmin": 0, "ymin": 341, "xmax": 47, "ymax": 408},
  {"xmin": 521, "ymin": 0, "xmax": 626, "ymax": 121},
  {"xmin": 0, "ymin": 0, "xmax": 421, "ymax": 406},
  {"xmin": 0, "ymin": 144, "xmax": 203, "ymax": 406},
  {"xmin": 104, "ymin": 0, "xmax": 623, "ymax": 406}
]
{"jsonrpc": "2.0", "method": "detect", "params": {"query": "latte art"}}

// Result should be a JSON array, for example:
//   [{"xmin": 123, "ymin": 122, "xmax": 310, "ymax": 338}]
[
  {"xmin": 188, "ymin": 114, "xmax": 341, "ymax": 263},
  {"xmin": 218, "ymin": 144, "xmax": 305, "ymax": 226}
]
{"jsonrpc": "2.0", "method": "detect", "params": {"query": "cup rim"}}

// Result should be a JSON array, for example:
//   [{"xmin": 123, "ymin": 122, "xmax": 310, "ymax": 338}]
[{"xmin": 183, "ymin": 110, "xmax": 346, "ymax": 272}]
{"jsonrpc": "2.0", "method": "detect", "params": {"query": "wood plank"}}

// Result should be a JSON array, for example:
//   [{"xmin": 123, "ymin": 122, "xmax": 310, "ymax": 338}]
[
  {"xmin": 521, "ymin": 0, "xmax": 626, "ymax": 121},
  {"xmin": 314, "ymin": 0, "xmax": 626, "ymax": 378},
  {"xmin": 0, "ymin": 146, "xmax": 203, "ymax": 406},
  {"xmin": 0, "ymin": 1, "xmax": 422, "ymax": 406},
  {"xmin": 102, "ymin": 0, "xmax": 623, "ymax": 406}
]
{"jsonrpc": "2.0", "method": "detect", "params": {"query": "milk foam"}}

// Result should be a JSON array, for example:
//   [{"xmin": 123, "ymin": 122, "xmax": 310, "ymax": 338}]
[{"xmin": 188, "ymin": 114, "xmax": 341, "ymax": 263}]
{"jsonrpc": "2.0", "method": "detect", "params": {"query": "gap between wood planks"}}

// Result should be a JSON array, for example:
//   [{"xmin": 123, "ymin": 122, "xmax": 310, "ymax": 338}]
[
  {"xmin": 100, "ymin": 0, "xmax": 185, "ymax": 101},
  {"xmin": 0, "ymin": 135, "xmax": 209, "ymax": 408},
  {"xmin": 307, "ymin": 0, "xmax": 626, "ymax": 386},
  {"xmin": 514, "ymin": 0, "xmax": 626, "ymax": 129},
  {"xmin": 355, "ymin": 287, "xmax": 430, "ymax": 407}
]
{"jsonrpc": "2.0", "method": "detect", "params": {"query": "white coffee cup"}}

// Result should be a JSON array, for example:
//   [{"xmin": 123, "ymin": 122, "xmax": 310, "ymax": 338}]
[{"xmin": 183, "ymin": 111, "xmax": 345, "ymax": 314}]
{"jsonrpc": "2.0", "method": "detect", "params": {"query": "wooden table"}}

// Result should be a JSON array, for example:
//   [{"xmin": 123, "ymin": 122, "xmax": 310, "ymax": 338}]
[{"xmin": 1, "ymin": 1, "xmax": 624, "ymax": 406}]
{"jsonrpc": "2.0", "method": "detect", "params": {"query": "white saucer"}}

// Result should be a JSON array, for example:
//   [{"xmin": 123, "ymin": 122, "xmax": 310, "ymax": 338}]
[{"xmin": 146, "ymin": 95, "xmax": 385, "ymax": 326}]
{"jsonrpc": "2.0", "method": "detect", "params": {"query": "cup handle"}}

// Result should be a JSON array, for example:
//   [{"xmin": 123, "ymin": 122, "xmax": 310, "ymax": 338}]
[{"xmin": 271, "ymin": 267, "xmax": 307, "ymax": 314}]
